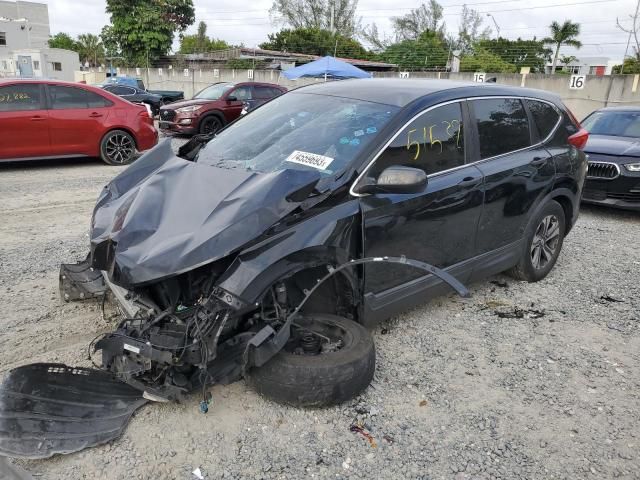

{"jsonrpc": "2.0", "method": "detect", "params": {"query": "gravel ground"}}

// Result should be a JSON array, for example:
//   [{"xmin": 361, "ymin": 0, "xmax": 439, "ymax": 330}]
[{"xmin": 1, "ymin": 142, "xmax": 639, "ymax": 480}]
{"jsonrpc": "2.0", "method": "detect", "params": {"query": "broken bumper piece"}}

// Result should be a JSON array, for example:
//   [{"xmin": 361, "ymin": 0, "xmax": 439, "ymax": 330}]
[
  {"xmin": 59, "ymin": 259, "xmax": 107, "ymax": 302},
  {"xmin": 0, "ymin": 363, "xmax": 146, "ymax": 459}
]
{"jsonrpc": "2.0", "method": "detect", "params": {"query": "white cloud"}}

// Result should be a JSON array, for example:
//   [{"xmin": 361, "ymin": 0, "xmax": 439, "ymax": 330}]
[{"xmin": 38, "ymin": 0, "xmax": 634, "ymax": 59}]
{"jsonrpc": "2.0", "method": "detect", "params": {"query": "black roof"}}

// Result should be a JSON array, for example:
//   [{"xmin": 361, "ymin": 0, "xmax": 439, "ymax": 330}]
[
  {"xmin": 292, "ymin": 78, "xmax": 562, "ymax": 107},
  {"xmin": 592, "ymin": 106, "xmax": 640, "ymax": 112}
]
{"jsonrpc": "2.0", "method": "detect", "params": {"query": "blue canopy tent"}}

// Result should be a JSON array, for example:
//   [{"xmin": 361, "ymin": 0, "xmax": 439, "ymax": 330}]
[{"xmin": 282, "ymin": 56, "xmax": 372, "ymax": 80}]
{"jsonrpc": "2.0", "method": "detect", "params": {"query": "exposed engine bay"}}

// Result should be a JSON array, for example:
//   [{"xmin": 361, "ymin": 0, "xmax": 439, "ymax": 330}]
[{"xmin": 60, "ymin": 255, "xmax": 469, "ymax": 403}]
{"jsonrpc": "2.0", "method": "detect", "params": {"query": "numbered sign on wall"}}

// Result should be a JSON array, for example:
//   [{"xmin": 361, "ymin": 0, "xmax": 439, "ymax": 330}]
[
  {"xmin": 183, "ymin": 68, "xmax": 190, "ymax": 77},
  {"xmin": 473, "ymin": 72, "xmax": 486, "ymax": 83},
  {"xmin": 158, "ymin": 68, "xmax": 163, "ymax": 76},
  {"xmin": 213, "ymin": 69, "xmax": 219, "ymax": 78},
  {"xmin": 247, "ymin": 69, "xmax": 254, "ymax": 79},
  {"xmin": 135, "ymin": 67, "xmax": 141, "ymax": 76},
  {"xmin": 569, "ymin": 74, "xmax": 585, "ymax": 90},
  {"xmin": 399, "ymin": 72, "xmax": 409, "ymax": 79}
]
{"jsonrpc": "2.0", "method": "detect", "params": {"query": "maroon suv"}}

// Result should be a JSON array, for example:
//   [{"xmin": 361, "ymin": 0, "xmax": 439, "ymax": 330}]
[{"xmin": 159, "ymin": 81, "xmax": 287, "ymax": 135}]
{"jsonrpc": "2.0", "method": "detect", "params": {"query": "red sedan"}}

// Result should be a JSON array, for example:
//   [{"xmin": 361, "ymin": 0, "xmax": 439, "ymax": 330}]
[{"xmin": 0, "ymin": 79, "xmax": 158, "ymax": 165}]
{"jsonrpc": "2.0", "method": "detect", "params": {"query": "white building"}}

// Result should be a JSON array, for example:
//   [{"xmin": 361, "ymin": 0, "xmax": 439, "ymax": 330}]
[
  {"xmin": 0, "ymin": 0, "xmax": 50, "ymax": 47},
  {"xmin": 0, "ymin": 1, "xmax": 79, "ymax": 81},
  {"xmin": 545, "ymin": 56, "xmax": 621, "ymax": 76}
]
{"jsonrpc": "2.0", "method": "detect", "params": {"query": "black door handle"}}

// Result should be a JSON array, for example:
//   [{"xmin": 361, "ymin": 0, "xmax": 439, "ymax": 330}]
[{"xmin": 458, "ymin": 176, "xmax": 480, "ymax": 186}]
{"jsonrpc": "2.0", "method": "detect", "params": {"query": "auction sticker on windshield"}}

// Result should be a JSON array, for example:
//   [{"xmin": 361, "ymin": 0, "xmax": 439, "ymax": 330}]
[{"xmin": 286, "ymin": 150, "xmax": 334, "ymax": 170}]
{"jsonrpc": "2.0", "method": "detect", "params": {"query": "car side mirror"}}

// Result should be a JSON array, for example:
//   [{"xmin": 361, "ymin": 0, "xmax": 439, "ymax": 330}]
[
  {"xmin": 355, "ymin": 166, "xmax": 427, "ymax": 195},
  {"xmin": 227, "ymin": 95, "xmax": 238, "ymax": 102}
]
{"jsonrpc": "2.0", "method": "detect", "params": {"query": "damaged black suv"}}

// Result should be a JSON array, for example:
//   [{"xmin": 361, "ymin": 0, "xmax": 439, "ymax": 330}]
[{"xmin": 60, "ymin": 79, "xmax": 587, "ymax": 408}]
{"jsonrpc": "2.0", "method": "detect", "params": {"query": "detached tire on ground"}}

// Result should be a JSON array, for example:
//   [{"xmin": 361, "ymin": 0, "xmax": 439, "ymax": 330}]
[
  {"xmin": 100, "ymin": 130, "xmax": 137, "ymax": 166},
  {"xmin": 246, "ymin": 314, "xmax": 375, "ymax": 407},
  {"xmin": 508, "ymin": 199, "xmax": 566, "ymax": 282}
]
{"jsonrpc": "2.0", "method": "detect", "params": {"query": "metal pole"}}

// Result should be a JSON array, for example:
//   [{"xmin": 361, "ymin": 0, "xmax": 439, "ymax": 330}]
[
  {"xmin": 620, "ymin": 0, "xmax": 640, "ymax": 74},
  {"xmin": 486, "ymin": 13, "xmax": 500, "ymax": 39},
  {"xmin": 330, "ymin": 4, "xmax": 335, "ymax": 33}
]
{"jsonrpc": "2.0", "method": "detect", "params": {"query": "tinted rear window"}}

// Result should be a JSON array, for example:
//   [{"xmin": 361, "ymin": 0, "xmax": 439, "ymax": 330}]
[
  {"xmin": 526, "ymin": 100, "xmax": 560, "ymax": 140},
  {"xmin": 472, "ymin": 98, "xmax": 530, "ymax": 159},
  {"xmin": 50, "ymin": 85, "xmax": 111, "ymax": 109}
]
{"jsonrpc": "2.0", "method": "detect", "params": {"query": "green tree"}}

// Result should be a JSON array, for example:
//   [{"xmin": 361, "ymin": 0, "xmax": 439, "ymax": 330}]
[
  {"xmin": 179, "ymin": 21, "xmax": 231, "ymax": 53},
  {"xmin": 381, "ymin": 30, "xmax": 449, "ymax": 70},
  {"xmin": 460, "ymin": 48, "xmax": 517, "ymax": 73},
  {"xmin": 270, "ymin": 0, "xmax": 359, "ymax": 37},
  {"xmin": 457, "ymin": 5, "xmax": 491, "ymax": 52},
  {"xmin": 48, "ymin": 32, "xmax": 78, "ymax": 51},
  {"xmin": 77, "ymin": 33, "xmax": 105, "ymax": 67},
  {"xmin": 391, "ymin": 0, "xmax": 445, "ymax": 41},
  {"xmin": 559, "ymin": 54, "xmax": 577, "ymax": 70},
  {"xmin": 105, "ymin": 0, "xmax": 195, "ymax": 65},
  {"xmin": 476, "ymin": 38, "xmax": 551, "ymax": 72},
  {"xmin": 612, "ymin": 57, "xmax": 640, "ymax": 74},
  {"xmin": 260, "ymin": 27, "xmax": 370, "ymax": 58},
  {"xmin": 542, "ymin": 20, "xmax": 582, "ymax": 74}
]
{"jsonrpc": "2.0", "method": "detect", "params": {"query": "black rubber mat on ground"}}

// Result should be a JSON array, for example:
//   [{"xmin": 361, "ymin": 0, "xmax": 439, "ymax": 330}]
[{"xmin": 0, "ymin": 363, "xmax": 146, "ymax": 459}]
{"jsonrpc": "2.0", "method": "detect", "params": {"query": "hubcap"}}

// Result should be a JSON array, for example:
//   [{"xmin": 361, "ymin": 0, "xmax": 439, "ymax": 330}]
[
  {"xmin": 105, "ymin": 134, "xmax": 134, "ymax": 164},
  {"xmin": 530, "ymin": 214, "xmax": 560, "ymax": 270}
]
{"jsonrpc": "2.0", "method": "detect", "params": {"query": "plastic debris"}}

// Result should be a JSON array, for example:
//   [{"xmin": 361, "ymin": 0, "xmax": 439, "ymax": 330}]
[
  {"xmin": 192, "ymin": 467, "xmax": 204, "ymax": 479},
  {"xmin": 350, "ymin": 422, "xmax": 377, "ymax": 448}
]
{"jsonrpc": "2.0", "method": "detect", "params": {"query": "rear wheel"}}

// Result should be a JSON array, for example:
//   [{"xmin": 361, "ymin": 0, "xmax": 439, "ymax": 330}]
[
  {"xmin": 100, "ymin": 130, "xmax": 136, "ymax": 166},
  {"xmin": 199, "ymin": 115, "xmax": 223, "ymax": 135},
  {"xmin": 508, "ymin": 200, "xmax": 566, "ymax": 282},
  {"xmin": 246, "ymin": 314, "xmax": 375, "ymax": 407}
]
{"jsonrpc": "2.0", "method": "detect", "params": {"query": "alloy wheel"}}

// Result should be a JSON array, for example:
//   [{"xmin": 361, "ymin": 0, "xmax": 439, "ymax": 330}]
[
  {"xmin": 530, "ymin": 214, "xmax": 560, "ymax": 270},
  {"xmin": 201, "ymin": 117, "xmax": 220, "ymax": 135},
  {"xmin": 105, "ymin": 133, "xmax": 135, "ymax": 164}
]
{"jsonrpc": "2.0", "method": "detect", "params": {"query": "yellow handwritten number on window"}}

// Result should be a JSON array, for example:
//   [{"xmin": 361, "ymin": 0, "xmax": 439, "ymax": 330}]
[{"xmin": 406, "ymin": 128, "xmax": 420, "ymax": 160}]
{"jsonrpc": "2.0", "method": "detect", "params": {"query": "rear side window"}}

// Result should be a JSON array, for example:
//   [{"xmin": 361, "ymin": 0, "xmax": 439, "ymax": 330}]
[
  {"xmin": 0, "ymin": 84, "xmax": 42, "ymax": 111},
  {"xmin": 526, "ymin": 100, "xmax": 560, "ymax": 140},
  {"xmin": 50, "ymin": 85, "xmax": 111, "ymax": 109},
  {"xmin": 106, "ymin": 85, "xmax": 134, "ymax": 96},
  {"xmin": 472, "ymin": 98, "xmax": 530, "ymax": 159},
  {"xmin": 369, "ymin": 102, "xmax": 465, "ymax": 177},
  {"xmin": 254, "ymin": 86, "xmax": 282, "ymax": 99},
  {"xmin": 87, "ymin": 91, "xmax": 112, "ymax": 108}
]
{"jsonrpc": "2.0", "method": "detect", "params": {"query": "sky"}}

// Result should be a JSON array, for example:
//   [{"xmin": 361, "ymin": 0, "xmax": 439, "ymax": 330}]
[{"xmin": 41, "ymin": 0, "xmax": 637, "ymax": 60}]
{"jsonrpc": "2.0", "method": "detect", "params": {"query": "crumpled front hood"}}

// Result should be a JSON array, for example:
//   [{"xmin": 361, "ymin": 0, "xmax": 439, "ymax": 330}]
[
  {"xmin": 90, "ymin": 140, "xmax": 320, "ymax": 287},
  {"xmin": 584, "ymin": 135, "xmax": 640, "ymax": 158}
]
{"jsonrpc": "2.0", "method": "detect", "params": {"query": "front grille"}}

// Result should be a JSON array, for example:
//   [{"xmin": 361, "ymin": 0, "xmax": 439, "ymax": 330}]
[
  {"xmin": 587, "ymin": 162, "xmax": 619, "ymax": 179},
  {"xmin": 160, "ymin": 109, "xmax": 176, "ymax": 121}
]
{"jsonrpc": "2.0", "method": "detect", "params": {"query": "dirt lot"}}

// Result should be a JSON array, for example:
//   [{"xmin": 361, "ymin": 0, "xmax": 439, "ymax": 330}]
[{"xmin": 1, "ymin": 150, "xmax": 639, "ymax": 480}]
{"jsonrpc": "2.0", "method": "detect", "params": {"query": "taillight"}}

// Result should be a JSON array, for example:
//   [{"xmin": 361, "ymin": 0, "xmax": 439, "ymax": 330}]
[
  {"xmin": 568, "ymin": 128, "xmax": 589, "ymax": 150},
  {"xmin": 138, "ymin": 110, "xmax": 153, "ymax": 125}
]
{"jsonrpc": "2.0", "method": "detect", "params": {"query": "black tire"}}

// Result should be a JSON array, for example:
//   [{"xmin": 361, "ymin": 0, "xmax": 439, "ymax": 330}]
[
  {"xmin": 508, "ymin": 200, "xmax": 566, "ymax": 282},
  {"xmin": 199, "ymin": 115, "xmax": 223, "ymax": 135},
  {"xmin": 100, "ymin": 130, "xmax": 137, "ymax": 166},
  {"xmin": 246, "ymin": 314, "xmax": 375, "ymax": 407}
]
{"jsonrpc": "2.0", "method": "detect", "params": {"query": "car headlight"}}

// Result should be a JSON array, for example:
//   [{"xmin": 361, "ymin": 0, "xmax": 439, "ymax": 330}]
[
  {"xmin": 175, "ymin": 105, "xmax": 202, "ymax": 114},
  {"xmin": 624, "ymin": 162, "xmax": 640, "ymax": 172}
]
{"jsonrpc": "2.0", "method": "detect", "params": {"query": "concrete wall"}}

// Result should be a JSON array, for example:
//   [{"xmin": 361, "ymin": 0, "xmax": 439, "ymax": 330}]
[
  {"xmin": 111, "ymin": 67, "xmax": 640, "ymax": 120},
  {"xmin": 0, "ymin": 0, "xmax": 50, "ymax": 48}
]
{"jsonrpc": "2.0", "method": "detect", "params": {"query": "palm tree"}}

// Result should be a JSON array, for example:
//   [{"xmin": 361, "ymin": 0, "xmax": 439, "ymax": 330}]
[
  {"xmin": 542, "ymin": 20, "xmax": 582, "ymax": 74},
  {"xmin": 77, "ymin": 33, "xmax": 105, "ymax": 68}
]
